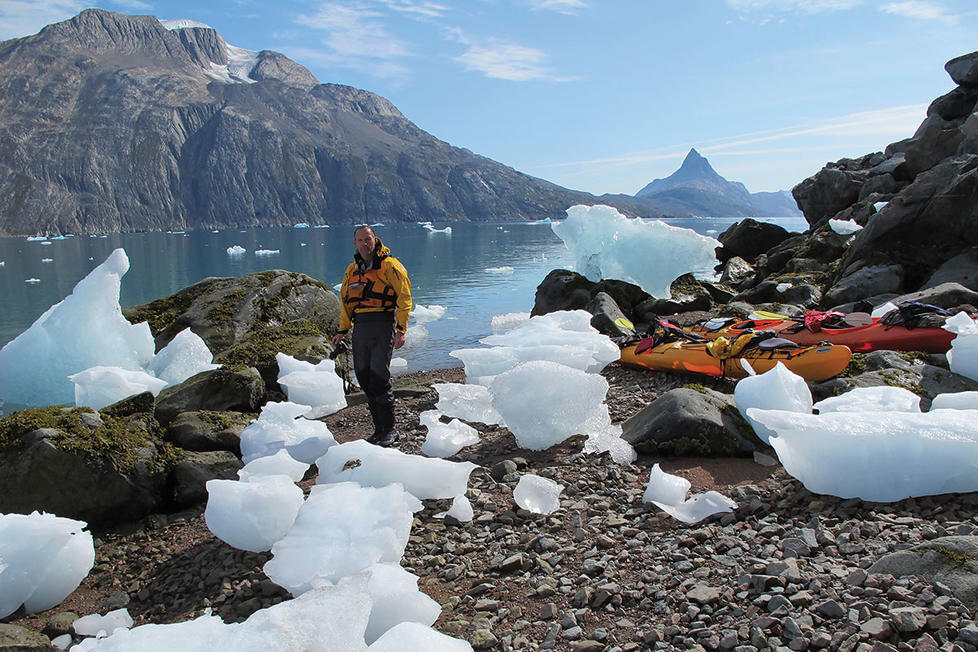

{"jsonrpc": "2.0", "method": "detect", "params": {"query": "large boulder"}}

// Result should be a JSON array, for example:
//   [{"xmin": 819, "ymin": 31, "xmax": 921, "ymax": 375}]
[
  {"xmin": 155, "ymin": 367, "xmax": 265, "ymax": 426},
  {"xmin": 166, "ymin": 410, "xmax": 253, "ymax": 455},
  {"xmin": 715, "ymin": 218, "xmax": 792, "ymax": 265},
  {"xmin": 587, "ymin": 292, "xmax": 634, "ymax": 338},
  {"xmin": 792, "ymin": 167, "xmax": 864, "ymax": 229},
  {"xmin": 903, "ymin": 114, "xmax": 966, "ymax": 178},
  {"xmin": 124, "ymin": 269, "xmax": 340, "ymax": 355},
  {"xmin": 532, "ymin": 269, "xmax": 652, "ymax": 318},
  {"xmin": 169, "ymin": 450, "xmax": 243, "ymax": 508},
  {"xmin": 946, "ymin": 50, "xmax": 978, "ymax": 87},
  {"xmin": 869, "ymin": 536, "xmax": 978, "ymax": 608},
  {"xmin": 823, "ymin": 264, "xmax": 905, "ymax": 307},
  {"xmin": 620, "ymin": 387, "xmax": 763, "ymax": 456},
  {"xmin": 0, "ymin": 406, "xmax": 170, "ymax": 525}
]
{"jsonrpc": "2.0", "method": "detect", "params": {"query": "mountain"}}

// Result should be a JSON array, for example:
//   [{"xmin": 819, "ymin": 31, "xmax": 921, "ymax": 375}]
[
  {"xmin": 634, "ymin": 149, "xmax": 802, "ymax": 217},
  {"xmin": 0, "ymin": 9, "xmax": 615, "ymax": 235}
]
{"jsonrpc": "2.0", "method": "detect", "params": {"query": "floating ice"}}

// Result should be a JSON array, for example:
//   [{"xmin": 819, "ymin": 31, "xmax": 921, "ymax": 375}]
[
  {"xmin": 412, "ymin": 304, "xmax": 446, "ymax": 324},
  {"xmin": 485, "ymin": 266, "xmax": 514, "ymax": 274},
  {"xmin": 148, "ymin": 328, "xmax": 219, "ymax": 387},
  {"xmin": 367, "ymin": 621, "xmax": 474, "ymax": 651},
  {"xmin": 275, "ymin": 353, "xmax": 346, "ymax": 418},
  {"xmin": 931, "ymin": 391, "xmax": 978, "ymax": 410},
  {"xmin": 73, "ymin": 608, "xmax": 133, "ymax": 637},
  {"xmin": 0, "ymin": 249, "xmax": 155, "ymax": 407},
  {"xmin": 814, "ymin": 386, "xmax": 921, "ymax": 413},
  {"xmin": 255, "ymin": 249, "xmax": 279, "ymax": 255},
  {"xmin": 364, "ymin": 563, "xmax": 441, "ymax": 644},
  {"xmin": 391, "ymin": 357, "xmax": 408, "ymax": 369},
  {"xmin": 238, "ymin": 449, "xmax": 310, "ymax": 483},
  {"xmin": 734, "ymin": 362, "xmax": 812, "ymax": 444},
  {"xmin": 748, "ymin": 407, "xmax": 978, "ymax": 502},
  {"xmin": 71, "ymin": 575, "xmax": 371, "ymax": 651},
  {"xmin": 42, "ymin": 258, "xmax": 53, "ymax": 263},
  {"xmin": 294, "ymin": 223, "xmax": 310, "ymax": 228},
  {"xmin": 552, "ymin": 204, "xmax": 719, "ymax": 298},
  {"xmin": 490, "ymin": 360, "xmax": 619, "ymax": 451},
  {"xmin": 316, "ymin": 440, "xmax": 478, "ymax": 500},
  {"xmin": 491, "ymin": 312, "xmax": 530, "ymax": 332},
  {"xmin": 642, "ymin": 464, "xmax": 737, "ymax": 524},
  {"xmin": 435, "ymin": 494, "xmax": 474, "ymax": 522},
  {"xmin": 263, "ymin": 482, "xmax": 421, "ymax": 593},
  {"xmin": 25, "ymin": 278, "xmax": 40, "ymax": 283},
  {"xmin": 419, "ymin": 410, "xmax": 480, "ymax": 457},
  {"xmin": 68, "ymin": 366, "xmax": 167, "ymax": 411},
  {"xmin": 434, "ymin": 383, "xmax": 504, "ymax": 425},
  {"xmin": 423, "ymin": 224, "xmax": 452, "ymax": 234},
  {"xmin": 204, "ymin": 476, "xmax": 304, "ymax": 552},
  {"xmin": 944, "ymin": 311, "xmax": 978, "ymax": 382},
  {"xmin": 239, "ymin": 401, "xmax": 337, "ymax": 464},
  {"xmin": 226, "ymin": 245, "xmax": 246, "ymax": 255},
  {"xmin": 513, "ymin": 474, "xmax": 564, "ymax": 514},
  {"xmin": 0, "ymin": 512, "xmax": 95, "ymax": 618},
  {"xmin": 829, "ymin": 219, "xmax": 863, "ymax": 235}
]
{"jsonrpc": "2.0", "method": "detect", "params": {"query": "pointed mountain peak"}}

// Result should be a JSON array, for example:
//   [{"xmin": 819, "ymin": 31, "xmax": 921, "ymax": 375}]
[{"xmin": 677, "ymin": 148, "xmax": 715, "ymax": 174}]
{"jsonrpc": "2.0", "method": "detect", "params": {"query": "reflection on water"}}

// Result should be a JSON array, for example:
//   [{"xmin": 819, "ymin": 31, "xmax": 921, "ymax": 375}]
[{"xmin": 0, "ymin": 217, "xmax": 807, "ymax": 372}]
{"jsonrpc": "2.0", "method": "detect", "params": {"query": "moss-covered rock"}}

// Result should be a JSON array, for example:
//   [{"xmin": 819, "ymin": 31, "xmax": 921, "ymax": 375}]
[{"xmin": 155, "ymin": 367, "xmax": 265, "ymax": 426}]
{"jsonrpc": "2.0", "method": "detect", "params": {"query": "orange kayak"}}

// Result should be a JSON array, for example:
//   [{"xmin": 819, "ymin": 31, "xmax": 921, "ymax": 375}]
[
  {"xmin": 620, "ymin": 338, "xmax": 852, "ymax": 381},
  {"xmin": 686, "ymin": 317, "xmax": 955, "ymax": 353}
]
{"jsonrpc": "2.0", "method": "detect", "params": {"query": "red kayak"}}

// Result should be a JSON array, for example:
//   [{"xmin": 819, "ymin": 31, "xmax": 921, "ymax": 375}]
[{"xmin": 687, "ymin": 316, "xmax": 956, "ymax": 353}]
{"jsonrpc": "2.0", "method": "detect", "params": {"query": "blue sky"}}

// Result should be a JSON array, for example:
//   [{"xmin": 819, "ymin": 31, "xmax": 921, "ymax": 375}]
[{"xmin": 3, "ymin": 1, "xmax": 976, "ymax": 195}]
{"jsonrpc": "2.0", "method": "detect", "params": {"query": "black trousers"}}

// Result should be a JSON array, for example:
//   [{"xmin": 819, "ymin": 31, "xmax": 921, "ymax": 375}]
[{"xmin": 352, "ymin": 313, "xmax": 396, "ymax": 435}]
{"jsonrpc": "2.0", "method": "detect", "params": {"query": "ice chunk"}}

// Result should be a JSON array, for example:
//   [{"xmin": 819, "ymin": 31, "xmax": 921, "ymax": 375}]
[
  {"xmin": 930, "ymin": 391, "xmax": 978, "ymax": 410},
  {"xmin": 275, "ymin": 353, "xmax": 347, "ymax": 418},
  {"xmin": 552, "ymin": 204, "xmax": 719, "ymax": 298},
  {"xmin": 419, "ymin": 410, "xmax": 480, "ymax": 457},
  {"xmin": 73, "ymin": 608, "xmax": 133, "ymax": 637},
  {"xmin": 944, "ymin": 311, "xmax": 978, "ymax": 382},
  {"xmin": 734, "ymin": 362, "xmax": 812, "ymax": 444},
  {"xmin": 490, "ymin": 360, "xmax": 614, "ymax": 451},
  {"xmin": 364, "ymin": 563, "xmax": 441, "ymax": 644},
  {"xmin": 0, "ymin": 249, "xmax": 156, "ymax": 406},
  {"xmin": 748, "ymin": 407, "xmax": 978, "ymax": 501},
  {"xmin": 815, "ymin": 386, "xmax": 921, "ymax": 413},
  {"xmin": 226, "ymin": 245, "xmax": 246, "ymax": 255},
  {"xmin": 255, "ymin": 249, "xmax": 279, "ymax": 255},
  {"xmin": 239, "ymin": 401, "xmax": 337, "ymax": 464},
  {"xmin": 149, "ymin": 328, "xmax": 219, "ymax": 387},
  {"xmin": 204, "ymin": 476, "xmax": 304, "ymax": 552},
  {"xmin": 490, "ymin": 312, "xmax": 530, "ymax": 332},
  {"xmin": 434, "ymin": 383, "xmax": 505, "ymax": 425},
  {"xmin": 406, "ymin": 324, "xmax": 429, "ymax": 344},
  {"xmin": 513, "ymin": 474, "xmax": 564, "ymax": 514},
  {"xmin": 435, "ymin": 494, "xmax": 473, "ymax": 522},
  {"xmin": 582, "ymin": 421, "xmax": 636, "ymax": 464},
  {"xmin": 263, "ymin": 482, "xmax": 421, "ymax": 593},
  {"xmin": 642, "ymin": 464, "xmax": 737, "ymax": 524},
  {"xmin": 316, "ymin": 440, "xmax": 477, "ymax": 500},
  {"xmin": 51, "ymin": 633, "xmax": 71, "ymax": 649},
  {"xmin": 485, "ymin": 266, "xmax": 514, "ymax": 274},
  {"xmin": 412, "ymin": 304, "xmax": 446, "ymax": 323},
  {"xmin": 238, "ymin": 450, "xmax": 310, "ymax": 482},
  {"xmin": 0, "ymin": 512, "xmax": 95, "ymax": 618},
  {"xmin": 368, "ymin": 621, "xmax": 474, "ymax": 651},
  {"xmin": 68, "ymin": 366, "xmax": 167, "ymax": 410},
  {"xmin": 449, "ymin": 347, "xmax": 519, "ymax": 382},
  {"xmin": 391, "ymin": 357, "xmax": 408, "ymax": 369},
  {"xmin": 71, "ymin": 575, "xmax": 371, "ymax": 651},
  {"xmin": 829, "ymin": 219, "xmax": 863, "ymax": 235}
]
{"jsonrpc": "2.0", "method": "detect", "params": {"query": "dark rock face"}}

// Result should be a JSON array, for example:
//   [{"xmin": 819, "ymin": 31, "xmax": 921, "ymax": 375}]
[
  {"xmin": 169, "ymin": 450, "xmax": 243, "ymax": 508},
  {"xmin": 154, "ymin": 367, "xmax": 265, "ymax": 426},
  {"xmin": 0, "ymin": 9, "xmax": 601, "ymax": 235},
  {"xmin": 715, "ymin": 218, "xmax": 792, "ymax": 265}
]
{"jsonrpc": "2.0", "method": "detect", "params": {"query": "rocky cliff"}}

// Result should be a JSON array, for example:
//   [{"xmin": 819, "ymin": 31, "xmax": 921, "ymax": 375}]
[{"xmin": 0, "ymin": 9, "xmax": 603, "ymax": 235}]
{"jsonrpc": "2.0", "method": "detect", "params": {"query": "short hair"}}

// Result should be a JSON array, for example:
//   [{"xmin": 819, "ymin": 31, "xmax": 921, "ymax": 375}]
[{"xmin": 353, "ymin": 225, "xmax": 375, "ymax": 239}]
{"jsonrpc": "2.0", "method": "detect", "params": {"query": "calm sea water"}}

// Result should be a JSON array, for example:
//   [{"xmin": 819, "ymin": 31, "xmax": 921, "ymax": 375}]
[{"xmin": 0, "ymin": 217, "xmax": 807, "ymax": 372}]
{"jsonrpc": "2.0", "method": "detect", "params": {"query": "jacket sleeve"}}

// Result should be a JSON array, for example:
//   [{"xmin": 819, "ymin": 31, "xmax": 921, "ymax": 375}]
[
  {"xmin": 383, "ymin": 257, "xmax": 412, "ymax": 333},
  {"xmin": 336, "ymin": 263, "xmax": 355, "ymax": 334}
]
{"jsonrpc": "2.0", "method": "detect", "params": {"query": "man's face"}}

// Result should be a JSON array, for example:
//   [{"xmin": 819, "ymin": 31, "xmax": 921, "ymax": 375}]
[{"xmin": 354, "ymin": 228, "xmax": 377, "ymax": 259}]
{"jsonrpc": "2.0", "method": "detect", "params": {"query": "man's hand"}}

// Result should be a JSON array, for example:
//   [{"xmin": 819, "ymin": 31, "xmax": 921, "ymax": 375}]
[
  {"xmin": 331, "ymin": 333, "xmax": 346, "ymax": 347},
  {"xmin": 393, "ymin": 331, "xmax": 406, "ymax": 350}
]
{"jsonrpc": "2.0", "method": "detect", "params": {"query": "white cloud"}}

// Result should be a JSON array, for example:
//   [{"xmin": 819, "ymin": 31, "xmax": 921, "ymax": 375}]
[
  {"xmin": 880, "ymin": 1, "xmax": 957, "ymax": 23},
  {"xmin": 376, "ymin": 0, "xmax": 449, "ymax": 19},
  {"xmin": 726, "ymin": 0, "xmax": 863, "ymax": 15},
  {"xmin": 110, "ymin": 0, "xmax": 153, "ymax": 10},
  {"xmin": 527, "ymin": 0, "xmax": 587, "ymax": 14},
  {"xmin": 0, "ymin": 0, "xmax": 85, "ymax": 40},
  {"xmin": 455, "ymin": 38, "xmax": 576, "ymax": 81}
]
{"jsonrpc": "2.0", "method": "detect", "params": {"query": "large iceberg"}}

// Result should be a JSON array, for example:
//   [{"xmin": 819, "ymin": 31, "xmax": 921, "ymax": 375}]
[
  {"xmin": 0, "ymin": 249, "xmax": 155, "ymax": 406},
  {"xmin": 551, "ymin": 204, "xmax": 719, "ymax": 298},
  {"xmin": 0, "ymin": 512, "xmax": 95, "ymax": 618}
]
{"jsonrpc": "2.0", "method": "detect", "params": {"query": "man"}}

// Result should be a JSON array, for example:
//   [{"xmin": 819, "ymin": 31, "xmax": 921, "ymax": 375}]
[{"xmin": 331, "ymin": 225, "xmax": 412, "ymax": 447}]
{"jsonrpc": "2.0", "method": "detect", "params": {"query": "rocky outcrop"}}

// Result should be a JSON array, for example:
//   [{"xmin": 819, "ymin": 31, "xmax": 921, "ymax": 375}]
[
  {"xmin": 0, "ymin": 9, "xmax": 606, "ymax": 235},
  {"xmin": 154, "ymin": 367, "xmax": 265, "ymax": 426},
  {"xmin": 868, "ymin": 536, "xmax": 978, "ymax": 608}
]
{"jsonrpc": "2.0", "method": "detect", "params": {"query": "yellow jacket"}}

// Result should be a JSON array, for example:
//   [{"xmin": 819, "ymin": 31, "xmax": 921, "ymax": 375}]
[{"xmin": 337, "ymin": 241, "xmax": 412, "ymax": 335}]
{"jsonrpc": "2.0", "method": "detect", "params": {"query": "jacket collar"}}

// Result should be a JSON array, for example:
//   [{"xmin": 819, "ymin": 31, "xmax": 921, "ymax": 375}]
[{"xmin": 355, "ymin": 239, "xmax": 391, "ymax": 270}]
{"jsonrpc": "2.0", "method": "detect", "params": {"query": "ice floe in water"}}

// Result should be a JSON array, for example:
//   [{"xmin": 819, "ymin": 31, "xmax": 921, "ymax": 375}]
[
  {"xmin": 513, "ymin": 474, "xmax": 564, "ymax": 514},
  {"xmin": 551, "ymin": 204, "xmax": 719, "ymax": 298},
  {"xmin": 412, "ymin": 304, "xmax": 446, "ymax": 323},
  {"xmin": 0, "ymin": 512, "xmax": 95, "ymax": 618},
  {"xmin": 226, "ymin": 245, "xmax": 246, "ymax": 255},
  {"xmin": 643, "ymin": 464, "xmax": 737, "ymax": 524}
]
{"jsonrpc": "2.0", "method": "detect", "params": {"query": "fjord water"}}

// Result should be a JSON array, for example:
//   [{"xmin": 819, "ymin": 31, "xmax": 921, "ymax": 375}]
[{"xmin": 0, "ymin": 218, "xmax": 806, "ymax": 372}]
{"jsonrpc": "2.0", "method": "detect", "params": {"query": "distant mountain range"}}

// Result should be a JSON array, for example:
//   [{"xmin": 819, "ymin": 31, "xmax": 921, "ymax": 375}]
[
  {"xmin": 0, "ymin": 10, "xmax": 798, "ymax": 235},
  {"xmin": 635, "ymin": 149, "xmax": 802, "ymax": 218}
]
